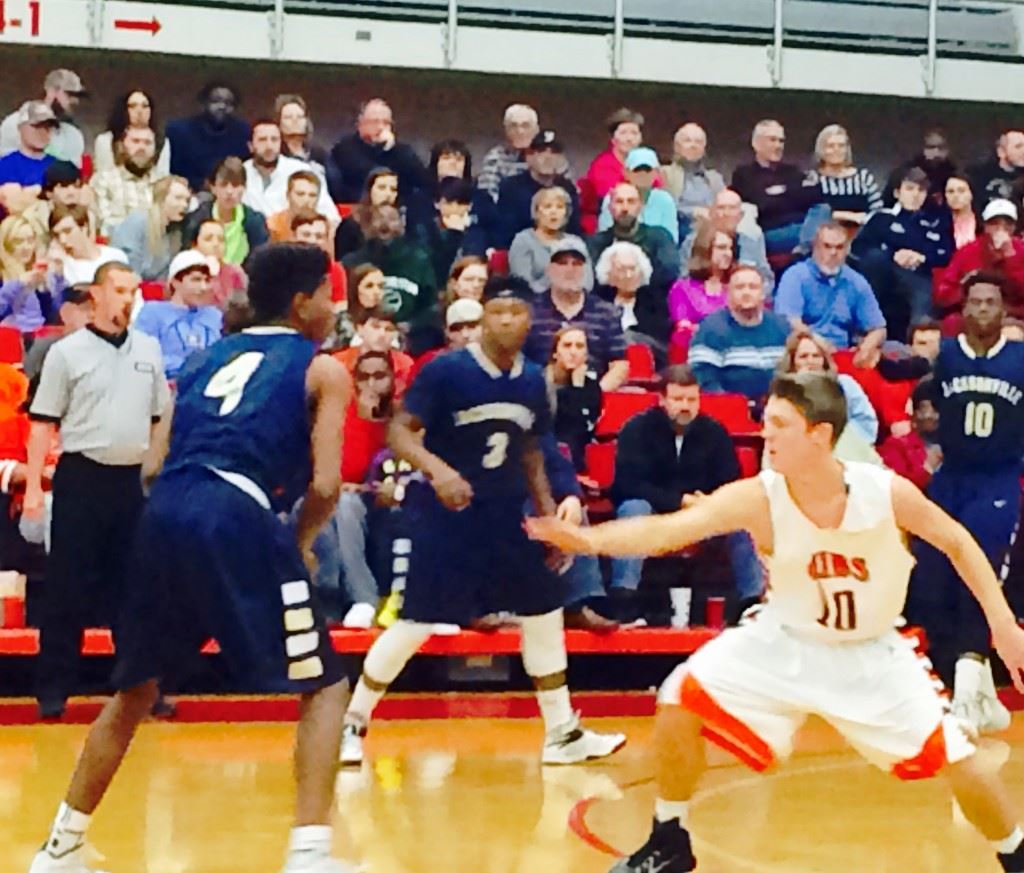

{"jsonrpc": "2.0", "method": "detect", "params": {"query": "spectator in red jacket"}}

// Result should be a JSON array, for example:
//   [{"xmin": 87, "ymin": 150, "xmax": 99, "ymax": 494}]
[
  {"xmin": 935, "ymin": 198, "xmax": 1024, "ymax": 329},
  {"xmin": 580, "ymin": 108, "xmax": 646, "ymax": 234},
  {"xmin": 878, "ymin": 376, "xmax": 940, "ymax": 491}
]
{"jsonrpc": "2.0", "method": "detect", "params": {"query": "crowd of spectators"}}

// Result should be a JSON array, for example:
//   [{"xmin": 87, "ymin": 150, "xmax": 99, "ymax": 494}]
[{"xmin": 2, "ymin": 65, "xmax": 1024, "ymax": 635}]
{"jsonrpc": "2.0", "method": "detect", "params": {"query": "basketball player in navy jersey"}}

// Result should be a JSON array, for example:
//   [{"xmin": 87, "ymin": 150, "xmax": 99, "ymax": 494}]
[
  {"xmin": 340, "ymin": 278, "xmax": 626, "ymax": 766},
  {"xmin": 906, "ymin": 270, "xmax": 1024, "ymax": 734},
  {"xmin": 29, "ymin": 245, "xmax": 359, "ymax": 873}
]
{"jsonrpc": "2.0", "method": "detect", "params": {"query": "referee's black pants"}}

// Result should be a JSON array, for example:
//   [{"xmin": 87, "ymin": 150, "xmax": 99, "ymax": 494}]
[{"xmin": 35, "ymin": 453, "xmax": 143, "ymax": 708}]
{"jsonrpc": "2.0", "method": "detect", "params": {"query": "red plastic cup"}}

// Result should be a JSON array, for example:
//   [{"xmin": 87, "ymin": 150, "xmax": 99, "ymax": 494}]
[
  {"xmin": 705, "ymin": 596, "xmax": 725, "ymax": 630},
  {"xmin": 2, "ymin": 596, "xmax": 26, "ymax": 629}
]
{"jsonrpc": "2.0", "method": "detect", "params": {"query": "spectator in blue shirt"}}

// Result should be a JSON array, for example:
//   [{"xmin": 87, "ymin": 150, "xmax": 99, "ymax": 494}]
[
  {"xmin": 0, "ymin": 102, "xmax": 57, "ymax": 198},
  {"xmin": 775, "ymin": 221, "xmax": 886, "ymax": 365},
  {"xmin": 687, "ymin": 265, "xmax": 790, "ymax": 399},
  {"xmin": 852, "ymin": 167, "xmax": 953, "ymax": 342},
  {"xmin": 597, "ymin": 147, "xmax": 679, "ymax": 242},
  {"xmin": 133, "ymin": 250, "xmax": 223, "ymax": 377}
]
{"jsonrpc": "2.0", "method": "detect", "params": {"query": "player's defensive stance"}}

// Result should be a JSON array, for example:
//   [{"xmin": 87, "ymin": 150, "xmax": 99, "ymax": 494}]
[
  {"xmin": 29, "ymin": 245, "xmax": 358, "ymax": 873},
  {"xmin": 527, "ymin": 371, "xmax": 1024, "ymax": 873}
]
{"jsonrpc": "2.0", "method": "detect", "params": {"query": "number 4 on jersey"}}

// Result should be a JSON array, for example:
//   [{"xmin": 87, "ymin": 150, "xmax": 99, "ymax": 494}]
[{"xmin": 204, "ymin": 352, "xmax": 265, "ymax": 415}]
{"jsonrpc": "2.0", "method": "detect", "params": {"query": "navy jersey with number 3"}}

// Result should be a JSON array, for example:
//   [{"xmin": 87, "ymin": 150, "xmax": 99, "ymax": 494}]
[
  {"xmin": 934, "ymin": 336, "xmax": 1024, "ymax": 472},
  {"xmin": 403, "ymin": 345, "xmax": 552, "ymax": 500},
  {"xmin": 162, "ymin": 327, "xmax": 317, "ymax": 509}
]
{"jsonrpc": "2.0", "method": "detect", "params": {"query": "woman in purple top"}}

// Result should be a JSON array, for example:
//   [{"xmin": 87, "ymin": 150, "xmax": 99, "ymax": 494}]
[
  {"xmin": 0, "ymin": 215, "xmax": 65, "ymax": 332},
  {"xmin": 667, "ymin": 221, "xmax": 735, "ymax": 354}
]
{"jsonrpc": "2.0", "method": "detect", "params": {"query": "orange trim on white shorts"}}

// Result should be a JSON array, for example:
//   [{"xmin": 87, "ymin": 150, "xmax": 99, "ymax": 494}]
[
  {"xmin": 678, "ymin": 672, "xmax": 776, "ymax": 772},
  {"xmin": 891, "ymin": 722, "xmax": 947, "ymax": 780}
]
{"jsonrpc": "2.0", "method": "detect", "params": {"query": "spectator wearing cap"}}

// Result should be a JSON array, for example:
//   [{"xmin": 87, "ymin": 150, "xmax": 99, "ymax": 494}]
[
  {"xmin": 409, "ymin": 297, "xmax": 484, "ymax": 381},
  {"xmin": 509, "ymin": 186, "xmax": 594, "ymax": 293},
  {"xmin": 243, "ymin": 119, "xmax": 338, "ymax": 230},
  {"xmin": 775, "ymin": 222, "xmax": 886, "ymax": 362},
  {"xmin": 182, "ymin": 157, "xmax": 268, "ymax": 265},
  {"xmin": 165, "ymin": 82, "xmax": 250, "ymax": 193},
  {"xmin": 495, "ymin": 129, "xmax": 581, "ymax": 249},
  {"xmin": 477, "ymin": 104, "xmax": 540, "ymax": 202},
  {"xmin": 731, "ymin": 119, "xmax": 826, "ymax": 255},
  {"xmin": 91, "ymin": 126, "xmax": 165, "ymax": 237},
  {"xmin": 852, "ymin": 166, "xmax": 953, "ymax": 340},
  {"xmin": 968, "ymin": 128, "xmax": 1024, "ymax": 207},
  {"xmin": 587, "ymin": 182, "xmax": 680, "ymax": 295},
  {"xmin": 884, "ymin": 129, "xmax": 956, "ymax": 209},
  {"xmin": 594, "ymin": 240, "xmax": 669, "ymax": 364},
  {"xmin": 111, "ymin": 175, "xmax": 191, "ymax": 282},
  {"xmin": 660, "ymin": 123, "xmax": 725, "ymax": 240},
  {"xmin": 133, "ymin": 251, "xmax": 223, "ymax": 378},
  {"xmin": 597, "ymin": 147, "xmax": 679, "ymax": 242},
  {"xmin": 25, "ymin": 260, "xmax": 170, "ymax": 718},
  {"xmin": 327, "ymin": 98, "xmax": 429, "ymax": 203},
  {"xmin": 0, "ymin": 69, "xmax": 87, "ymax": 167},
  {"xmin": 0, "ymin": 102, "xmax": 58, "ymax": 194},
  {"xmin": 581, "ymin": 108, "xmax": 647, "ymax": 233},
  {"xmin": 688, "ymin": 265, "xmax": 789, "ymax": 399},
  {"xmin": 524, "ymin": 238, "xmax": 628, "ymax": 390},
  {"xmin": 935, "ymin": 198, "xmax": 1024, "ymax": 325}
]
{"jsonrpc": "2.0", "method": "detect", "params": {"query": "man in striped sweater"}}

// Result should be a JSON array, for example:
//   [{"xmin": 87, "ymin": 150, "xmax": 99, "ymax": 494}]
[{"xmin": 687, "ymin": 265, "xmax": 790, "ymax": 399}]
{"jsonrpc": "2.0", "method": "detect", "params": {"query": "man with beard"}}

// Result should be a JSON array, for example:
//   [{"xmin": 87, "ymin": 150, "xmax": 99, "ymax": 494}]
[
  {"xmin": 166, "ymin": 82, "xmax": 250, "ymax": 192},
  {"xmin": 91, "ymin": 126, "xmax": 165, "ymax": 236},
  {"xmin": 0, "ymin": 69, "xmax": 87, "ymax": 167},
  {"xmin": 587, "ymin": 181, "xmax": 680, "ymax": 295},
  {"xmin": 969, "ymin": 129, "xmax": 1024, "ymax": 208},
  {"xmin": 23, "ymin": 260, "xmax": 170, "ymax": 721},
  {"xmin": 884, "ymin": 128, "xmax": 958, "ymax": 208},
  {"xmin": 243, "ymin": 119, "xmax": 338, "ymax": 231}
]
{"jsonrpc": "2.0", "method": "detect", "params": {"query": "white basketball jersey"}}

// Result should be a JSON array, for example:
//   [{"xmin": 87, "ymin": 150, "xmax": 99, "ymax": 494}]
[{"xmin": 757, "ymin": 462, "xmax": 915, "ymax": 642}]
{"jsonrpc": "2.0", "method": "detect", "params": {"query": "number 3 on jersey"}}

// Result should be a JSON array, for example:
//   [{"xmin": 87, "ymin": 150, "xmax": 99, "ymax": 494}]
[
  {"xmin": 482, "ymin": 433, "xmax": 510, "ymax": 469},
  {"xmin": 204, "ymin": 352, "xmax": 265, "ymax": 415}
]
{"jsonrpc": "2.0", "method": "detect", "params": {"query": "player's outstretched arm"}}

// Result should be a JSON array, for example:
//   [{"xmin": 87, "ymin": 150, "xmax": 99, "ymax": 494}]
[
  {"xmin": 525, "ymin": 477, "xmax": 764, "ymax": 557},
  {"xmin": 892, "ymin": 475, "xmax": 1024, "ymax": 691},
  {"xmin": 295, "ymin": 355, "xmax": 351, "ymax": 562}
]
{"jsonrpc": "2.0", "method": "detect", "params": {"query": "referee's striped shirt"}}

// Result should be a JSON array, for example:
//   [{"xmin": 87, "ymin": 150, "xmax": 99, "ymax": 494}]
[{"xmin": 813, "ymin": 168, "xmax": 884, "ymax": 216}]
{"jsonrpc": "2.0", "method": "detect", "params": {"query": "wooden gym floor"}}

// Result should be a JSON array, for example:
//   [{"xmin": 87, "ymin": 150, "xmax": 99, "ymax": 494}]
[{"xmin": 5, "ymin": 714, "xmax": 1024, "ymax": 872}]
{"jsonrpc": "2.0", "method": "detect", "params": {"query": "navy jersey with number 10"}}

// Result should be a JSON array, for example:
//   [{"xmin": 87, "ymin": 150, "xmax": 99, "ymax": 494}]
[
  {"xmin": 403, "ymin": 345, "xmax": 552, "ymax": 501},
  {"xmin": 934, "ymin": 335, "xmax": 1024, "ymax": 473},
  {"xmin": 162, "ymin": 327, "xmax": 318, "ymax": 510}
]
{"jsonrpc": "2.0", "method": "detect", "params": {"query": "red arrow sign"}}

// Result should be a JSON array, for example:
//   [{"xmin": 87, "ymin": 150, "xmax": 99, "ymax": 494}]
[{"xmin": 114, "ymin": 16, "xmax": 161, "ymax": 34}]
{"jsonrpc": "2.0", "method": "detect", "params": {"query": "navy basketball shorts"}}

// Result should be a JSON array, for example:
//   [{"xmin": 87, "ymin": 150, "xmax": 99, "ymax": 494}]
[
  {"xmin": 112, "ymin": 467, "xmax": 353, "ymax": 694},
  {"xmin": 400, "ymin": 481, "xmax": 565, "ymax": 626}
]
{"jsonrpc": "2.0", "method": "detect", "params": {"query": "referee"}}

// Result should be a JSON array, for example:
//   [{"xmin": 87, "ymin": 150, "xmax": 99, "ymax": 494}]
[{"xmin": 24, "ymin": 260, "xmax": 170, "ymax": 719}]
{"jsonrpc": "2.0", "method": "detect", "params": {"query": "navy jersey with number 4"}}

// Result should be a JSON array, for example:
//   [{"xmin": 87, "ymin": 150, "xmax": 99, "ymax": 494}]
[
  {"xmin": 403, "ymin": 345, "xmax": 552, "ymax": 501},
  {"xmin": 934, "ymin": 336, "xmax": 1024, "ymax": 473},
  {"xmin": 162, "ymin": 327, "xmax": 317, "ymax": 510}
]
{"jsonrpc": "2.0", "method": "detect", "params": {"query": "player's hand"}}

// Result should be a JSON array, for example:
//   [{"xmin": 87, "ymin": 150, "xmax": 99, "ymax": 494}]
[
  {"xmin": 555, "ymin": 496, "xmax": 583, "ymax": 526},
  {"xmin": 993, "ymin": 622, "xmax": 1024, "ymax": 693},
  {"xmin": 22, "ymin": 485, "xmax": 44, "ymax": 520},
  {"xmin": 433, "ymin": 469, "xmax": 473, "ymax": 511},
  {"xmin": 524, "ymin": 516, "xmax": 594, "ymax": 554}
]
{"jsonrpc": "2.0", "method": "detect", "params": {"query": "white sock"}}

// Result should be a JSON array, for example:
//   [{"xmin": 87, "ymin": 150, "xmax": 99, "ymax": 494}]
[
  {"xmin": 955, "ymin": 655, "xmax": 985, "ymax": 699},
  {"xmin": 44, "ymin": 802, "xmax": 90, "ymax": 856},
  {"xmin": 345, "ymin": 677, "xmax": 385, "ymax": 730},
  {"xmin": 655, "ymin": 798, "xmax": 689, "ymax": 825},
  {"xmin": 993, "ymin": 826, "xmax": 1024, "ymax": 854},
  {"xmin": 981, "ymin": 659, "xmax": 999, "ymax": 699},
  {"xmin": 536, "ymin": 685, "xmax": 574, "ymax": 734},
  {"xmin": 288, "ymin": 825, "xmax": 333, "ymax": 858}
]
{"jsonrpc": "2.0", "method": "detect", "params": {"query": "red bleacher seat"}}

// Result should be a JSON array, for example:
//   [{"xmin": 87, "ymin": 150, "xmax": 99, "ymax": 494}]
[
  {"xmin": 0, "ymin": 327, "xmax": 23, "ymax": 366},
  {"xmin": 584, "ymin": 441, "xmax": 616, "ymax": 490},
  {"xmin": 488, "ymin": 249, "xmax": 510, "ymax": 275},
  {"xmin": 139, "ymin": 281, "xmax": 165, "ymax": 302},
  {"xmin": 701, "ymin": 392, "xmax": 759, "ymax": 435},
  {"xmin": 625, "ymin": 343, "xmax": 656, "ymax": 380},
  {"xmin": 736, "ymin": 444, "xmax": 760, "ymax": 478},
  {"xmin": 595, "ymin": 390, "xmax": 658, "ymax": 438}
]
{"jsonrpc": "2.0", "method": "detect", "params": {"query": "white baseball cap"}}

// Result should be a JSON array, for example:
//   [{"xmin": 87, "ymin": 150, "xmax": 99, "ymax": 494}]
[
  {"xmin": 446, "ymin": 298, "xmax": 483, "ymax": 328},
  {"xmin": 168, "ymin": 250, "xmax": 211, "ymax": 281},
  {"xmin": 982, "ymin": 198, "xmax": 1018, "ymax": 223}
]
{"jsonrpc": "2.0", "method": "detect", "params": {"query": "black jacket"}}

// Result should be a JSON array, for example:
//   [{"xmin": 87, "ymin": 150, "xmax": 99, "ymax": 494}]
[
  {"xmin": 595, "ymin": 284, "xmax": 671, "ymax": 343},
  {"xmin": 611, "ymin": 408, "xmax": 739, "ymax": 513},
  {"xmin": 181, "ymin": 201, "xmax": 269, "ymax": 251},
  {"xmin": 328, "ymin": 133, "xmax": 429, "ymax": 203}
]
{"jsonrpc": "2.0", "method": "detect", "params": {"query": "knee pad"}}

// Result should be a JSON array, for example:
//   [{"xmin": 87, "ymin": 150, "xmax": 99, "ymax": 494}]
[
  {"xmin": 520, "ymin": 610, "xmax": 568, "ymax": 678},
  {"xmin": 363, "ymin": 620, "xmax": 433, "ymax": 685}
]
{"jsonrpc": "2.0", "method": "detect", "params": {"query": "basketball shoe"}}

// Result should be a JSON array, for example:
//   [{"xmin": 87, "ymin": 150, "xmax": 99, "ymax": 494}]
[
  {"xmin": 28, "ymin": 843, "xmax": 107, "ymax": 873},
  {"xmin": 998, "ymin": 840, "xmax": 1024, "ymax": 871},
  {"xmin": 339, "ymin": 723, "xmax": 365, "ymax": 766},
  {"xmin": 541, "ymin": 712, "xmax": 626, "ymax": 765},
  {"xmin": 608, "ymin": 818, "xmax": 696, "ymax": 872}
]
